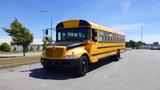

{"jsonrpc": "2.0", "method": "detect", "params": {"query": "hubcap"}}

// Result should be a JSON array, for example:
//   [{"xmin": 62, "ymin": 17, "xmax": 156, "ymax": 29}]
[{"xmin": 82, "ymin": 60, "xmax": 87, "ymax": 73}]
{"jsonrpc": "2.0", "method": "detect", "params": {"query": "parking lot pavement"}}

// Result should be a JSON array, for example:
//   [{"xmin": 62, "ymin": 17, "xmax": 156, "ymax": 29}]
[{"xmin": 0, "ymin": 50, "xmax": 160, "ymax": 90}]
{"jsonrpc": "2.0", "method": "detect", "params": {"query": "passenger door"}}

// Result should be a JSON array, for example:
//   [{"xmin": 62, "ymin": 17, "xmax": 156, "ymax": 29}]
[{"xmin": 90, "ymin": 29, "xmax": 99, "ymax": 62}]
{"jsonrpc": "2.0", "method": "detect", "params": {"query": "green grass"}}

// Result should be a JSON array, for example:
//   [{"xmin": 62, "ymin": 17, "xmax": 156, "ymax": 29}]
[{"xmin": 0, "ymin": 56, "xmax": 40, "ymax": 68}]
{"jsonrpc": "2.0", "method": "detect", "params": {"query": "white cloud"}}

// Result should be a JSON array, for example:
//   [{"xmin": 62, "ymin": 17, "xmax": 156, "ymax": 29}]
[
  {"xmin": 31, "ymin": 38, "xmax": 43, "ymax": 44},
  {"xmin": 125, "ymin": 34, "xmax": 160, "ymax": 44},
  {"xmin": 0, "ymin": 35, "xmax": 43, "ymax": 45},
  {"xmin": 144, "ymin": 34, "xmax": 160, "ymax": 44},
  {"xmin": 111, "ymin": 24, "xmax": 160, "ymax": 44},
  {"xmin": 121, "ymin": 2, "xmax": 131, "ymax": 12},
  {"xmin": 0, "ymin": 36, "xmax": 12, "ymax": 44},
  {"xmin": 112, "ymin": 24, "xmax": 146, "ymax": 31}
]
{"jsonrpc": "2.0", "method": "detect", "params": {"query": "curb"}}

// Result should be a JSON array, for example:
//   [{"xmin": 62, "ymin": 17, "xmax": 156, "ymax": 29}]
[{"xmin": 0, "ymin": 60, "xmax": 40, "ymax": 69}]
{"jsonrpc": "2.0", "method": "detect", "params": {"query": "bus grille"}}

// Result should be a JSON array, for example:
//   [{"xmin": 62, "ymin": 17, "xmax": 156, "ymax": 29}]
[{"xmin": 46, "ymin": 47, "xmax": 65, "ymax": 58}]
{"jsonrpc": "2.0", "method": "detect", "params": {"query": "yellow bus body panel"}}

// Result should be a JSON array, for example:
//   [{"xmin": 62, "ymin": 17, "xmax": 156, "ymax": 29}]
[
  {"xmin": 63, "ymin": 20, "xmax": 79, "ymax": 28},
  {"xmin": 65, "ymin": 46, "xmax": 89, "ymax": 59}
]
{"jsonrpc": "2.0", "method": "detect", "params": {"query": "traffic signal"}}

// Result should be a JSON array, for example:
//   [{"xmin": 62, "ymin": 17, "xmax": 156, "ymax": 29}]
[
  {"xmin": 45, "ymin": 37, "xmax": 48, "ymax": 40},
  {"xmin": 45, "ymin": 29, "xmax": 48, "ymax": 35}
]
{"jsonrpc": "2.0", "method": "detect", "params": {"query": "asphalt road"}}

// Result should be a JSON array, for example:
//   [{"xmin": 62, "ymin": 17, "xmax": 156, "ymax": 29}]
[{"xmin": 0, "ymin": 50, "xmax": 160, "ymax": 90}]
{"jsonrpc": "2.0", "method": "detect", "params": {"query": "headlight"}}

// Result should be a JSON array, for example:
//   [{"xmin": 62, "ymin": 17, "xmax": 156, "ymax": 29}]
[
  {"xmin": 41, "ymin": 52, "xmax": 45, "ymax": 57},
  {"xmin": 64, "ymin": 55, "xmax": 77, "ymax": 59}
]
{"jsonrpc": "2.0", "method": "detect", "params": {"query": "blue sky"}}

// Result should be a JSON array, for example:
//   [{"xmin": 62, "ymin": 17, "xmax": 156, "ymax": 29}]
[{"xmin": 0, "ymin": 0, "xmax": 160, "ymax": 44}]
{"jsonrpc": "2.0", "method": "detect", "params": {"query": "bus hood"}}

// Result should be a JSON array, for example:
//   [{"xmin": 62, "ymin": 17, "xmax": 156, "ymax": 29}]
[{"xmin": 51, "ymin": 42, "xmax": 84, "ymax": 50}]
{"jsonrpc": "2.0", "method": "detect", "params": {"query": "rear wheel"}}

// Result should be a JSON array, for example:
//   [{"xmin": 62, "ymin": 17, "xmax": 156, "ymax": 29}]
[
  {"xmin": 76, "ymin": 56, "xmax": 89, "ymax": 76},
  {"xmin": 114, "ymin": 49, "xmax": 120, "ymax": 61}
]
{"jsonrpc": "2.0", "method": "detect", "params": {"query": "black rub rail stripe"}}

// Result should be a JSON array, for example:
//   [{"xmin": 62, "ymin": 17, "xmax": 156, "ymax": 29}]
[
  {"xmin": 92, "ymin": 48, "xmax": 125, "ymax": 56},
  {"xmin": 97, "ymin": 45, "xmax": 124, "ymax": 49}
]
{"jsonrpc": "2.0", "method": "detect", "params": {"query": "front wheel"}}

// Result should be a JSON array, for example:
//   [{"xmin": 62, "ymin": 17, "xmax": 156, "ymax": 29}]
[
  {"xmin": 76, "ymin": 56, "xmax": 89, "ymax": 76},
  {"xmin": 43, "ymin": 65, "xmax": 53, "ymax": 71}
]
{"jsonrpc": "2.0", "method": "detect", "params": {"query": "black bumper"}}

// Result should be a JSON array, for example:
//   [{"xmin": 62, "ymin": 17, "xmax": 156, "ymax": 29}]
[{"xmin": 41, "ymin": 58, "xmax": 79, "ymax": 68}]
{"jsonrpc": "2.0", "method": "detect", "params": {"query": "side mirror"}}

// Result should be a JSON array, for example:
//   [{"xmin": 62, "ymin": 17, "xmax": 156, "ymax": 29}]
[
  {"xmin": 93, "ymin": 36, "xmax": 97, "ymax": 42},
  {"xmin": 92, "ymin": 30, "xmax": 97, "ymax": 42}
]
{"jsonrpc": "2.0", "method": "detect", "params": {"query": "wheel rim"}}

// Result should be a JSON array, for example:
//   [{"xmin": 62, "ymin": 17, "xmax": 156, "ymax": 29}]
[{"xmin": 82, "ymin": 60, "xmax": 87, "ymax": 73}]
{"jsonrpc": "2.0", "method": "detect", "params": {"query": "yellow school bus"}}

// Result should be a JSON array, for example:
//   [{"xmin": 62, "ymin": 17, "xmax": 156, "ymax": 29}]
[{"xmin": 41, "ymin": 19, "xmax": 125, "ymax": 76}]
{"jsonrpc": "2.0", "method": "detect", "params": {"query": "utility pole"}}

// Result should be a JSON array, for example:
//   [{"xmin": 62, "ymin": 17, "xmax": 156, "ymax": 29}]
[
  {"xmin": 42, "ymin": 29, "xmax": 45, "ymax": 39},
  {"xmin": 50, "ymin": 16, "xmax": 53, "ymax": 41},
  {"xmin": 140, "ymin": 25, "xmax": 144, "ymax": 45},
  {"xmin": 40, "ymin": 10, "xmax": 53, "ymax": 42}
]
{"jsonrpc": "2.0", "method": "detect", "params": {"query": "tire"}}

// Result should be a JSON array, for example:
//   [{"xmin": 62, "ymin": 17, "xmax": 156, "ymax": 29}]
[
  {"xmin": 114, "ymin": 50, "xmax": 120, "ymax": 61},
  {"xmin": 76, "ymin": 56, "xmax": 89, "ymax": 76},
  {"xmin": 43, "ymin": 65, "xmax": 53, "ymax": 72}
]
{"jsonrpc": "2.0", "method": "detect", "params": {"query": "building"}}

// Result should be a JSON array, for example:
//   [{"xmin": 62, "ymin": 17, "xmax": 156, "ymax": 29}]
[{"xmin": 11, "ymin": 44, "xmax": 43, "ymax": 51}]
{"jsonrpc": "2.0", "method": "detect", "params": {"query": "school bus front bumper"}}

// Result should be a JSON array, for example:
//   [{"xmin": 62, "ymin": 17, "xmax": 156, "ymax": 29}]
[{"xmin": 41, "ymin": 58, "xmax": 79, "ymax": 68}]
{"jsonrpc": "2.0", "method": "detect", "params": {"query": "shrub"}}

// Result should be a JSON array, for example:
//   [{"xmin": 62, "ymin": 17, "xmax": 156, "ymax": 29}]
[
  {"xmin": 37, "ymin": 45, "xmax": 40, "ymax": 51},
  {"xmin": 13, "ymin": 47, "xmax": 16, "ymax": 52},
  {"xmin": 0, "ymin": 43, "xmax": 11, "ymax": 52},
  {"xmin": 30, "ymin": 46, "xmax": 33, "ymax": 51}
]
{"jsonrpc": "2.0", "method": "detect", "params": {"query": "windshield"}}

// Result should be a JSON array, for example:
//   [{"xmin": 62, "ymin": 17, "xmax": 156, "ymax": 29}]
[{"xmin": 56, "ymin": 27, "xmax": 90, "ymax": 42}]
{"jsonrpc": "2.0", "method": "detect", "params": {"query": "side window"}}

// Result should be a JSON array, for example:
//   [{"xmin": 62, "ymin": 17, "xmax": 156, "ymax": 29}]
[
  {"xmin": 121, "ymin": 35, "xmax": 123, "ymax": 42},
  {"xmin": 102, "ymin": 31, "xmax": 105, "ymax": 42},
  {"xmin": 62, "ymin": 32, "xmax": 66, "ymax": 40},
  {"xmin": 79, "ymin": 33, "xmax": 82, "ymax": 38},
  {"xmin": 109, "ymin": 33, "xmax": 112, "ymax": 42},
  {"xmin": 112, "ymin": 34, "xmax": 115, "ymax": 42},
  {"xmin": 105, "ymin": 32, "xmax": 108, "ymax": 42},
  {"xmin": 98, "ymin": 31, "xmax": 110, "ymax": 42},
  {"xmin": 118, "ymin": 35, "xmax": 121, "ymax": 42},
  {"xmin": 68, "ymin": 32, "xmax": 73, "ymax": 37},
  {"xmin": 98, "ymin": 30, "xmax": 104, "ymax": 42},
  {"xmin": 73, "ymin": 33, "xmax": 78, "ymax": 37},
  {"xmin": 82, "ymin": 34, "xmax": 86, "ymax": 39},
  {"xmin": 116, "ymin": 35, "xmax": 118, "ymax": 42},
  {"xmin": 114, "ymin": 34, "xmax": 117, "ymax": 42},
  {"xmin": 112, "ymin": 34, "xmax": 114, "ymax": 42},
  {"xmin": 122, "ymin": 36, "xmax": 125, "ymax": 42},
  {"xmin": 99, "ymin": 33, "xmax": 103, "ymax": 42},
  {"xmin": 58, "ymin": 32, "xmax": 61, "ymax": 40},
  {"xmin": 114, "ymin": 34, "xmax": 116, "ymax": 42}
]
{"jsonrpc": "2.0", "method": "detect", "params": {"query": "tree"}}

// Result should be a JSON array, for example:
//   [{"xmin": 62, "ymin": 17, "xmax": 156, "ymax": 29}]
[
  {"xmin": 30, "ymin": 46, "xmax": 34, "ymax": 51},
  {"xmin": 137, "ymin": 41, "xmax": 146, "ymax": 46},
  {"xmin": 37, "ymin": 45, "xmax": 40, "ymax": 51},
  {"xmin": 126, "ymin": 42, "xmax": 131, "ymax": 48},
  {"xmin": 129, "ymin": 40, "xmax": 136, "ymax": 49},
  {"xmin": 13, "ymin": 47, "xmax": 16, "ymax": 52},
  {"xmin": 126, "ymin": 40, "xmax": 146, "ymax": 49},
  {"xmin": 25, "ymin": 46, "xmax": 29, "ymax": 52},
  {"xmin": 3, "ymin": 18, "xmax": 33, "ymax": 56},
  {"xmin": 0, "ymin": 43, "xmax": 11, "ymax": 52}
]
